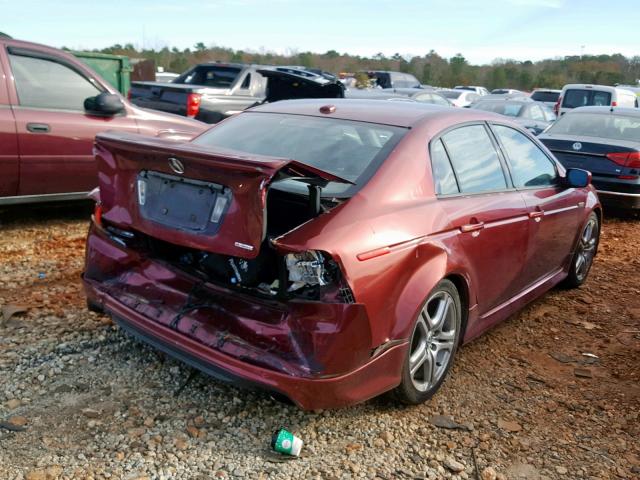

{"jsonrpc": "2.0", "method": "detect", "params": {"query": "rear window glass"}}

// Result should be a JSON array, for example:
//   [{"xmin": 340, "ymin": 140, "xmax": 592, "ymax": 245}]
[
  {"xmin": 562, "ymin": 89, "xmax": 612, "ymax": 109},
  {"xmin": 547, "ymin": 112, "xmax": 640, "ymax": 142},
  {"xmin": 473, "ymin": 102, "xmax": 523, "ymax": 117},
  {"xmin": 441, "ymin": 91, "xmax": 462, "ymax": 99},
  {"xmin": 177, "ymin": 65, "xmax": 241, "ymax": 88},
  {"xmin": 192, "ymin": 112, "xmax": 407, "ymax": 197},
  {"xmin": 531, "ymin": 91, "xmax": 560, "ymax": 102}
]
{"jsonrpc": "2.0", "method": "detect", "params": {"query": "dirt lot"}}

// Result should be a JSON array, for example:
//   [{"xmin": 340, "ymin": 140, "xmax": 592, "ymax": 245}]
[{"xmin": 0, "ymin": 204, "xmax": 638, "ymax": 480}]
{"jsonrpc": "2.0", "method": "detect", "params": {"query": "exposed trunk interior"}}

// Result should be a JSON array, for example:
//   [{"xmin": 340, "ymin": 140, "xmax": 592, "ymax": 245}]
[{"xmin": 103, "ymin": 187, "xmax": 352, "ymax": 303}]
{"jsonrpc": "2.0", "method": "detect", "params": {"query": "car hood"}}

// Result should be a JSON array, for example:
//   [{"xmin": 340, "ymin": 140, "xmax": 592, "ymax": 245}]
[
  {"xmin": 257, "ymin": 68, "xmax": 345, "ymax": 103},
  {"xmin": 128, "ymin": 103, "xmax": 209, "ymax": 140}
]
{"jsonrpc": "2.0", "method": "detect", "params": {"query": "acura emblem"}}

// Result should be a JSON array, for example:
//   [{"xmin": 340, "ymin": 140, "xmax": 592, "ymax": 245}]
[
  {"xmin": 168, "ymin": 157, "xmax": 185, "ymax": 174},
  {"xmin": 572, "ymin": 142, "xmax": 582, "ymax": 151}
]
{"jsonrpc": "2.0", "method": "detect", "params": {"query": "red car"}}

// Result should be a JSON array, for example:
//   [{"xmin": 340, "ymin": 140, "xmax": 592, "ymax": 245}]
[
  {"xmin": 0, "ymin": 38, "xmax": 206, "ymax": 205},
  {"xmin": 83, "ymin": 99, "xmax": 601, "ymax": 409}
]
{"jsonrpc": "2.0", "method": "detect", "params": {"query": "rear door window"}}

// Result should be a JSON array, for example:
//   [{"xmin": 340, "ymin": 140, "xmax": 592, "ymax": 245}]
[
  {"xmin": 441, "ymin": 125, "xmax": 508, "ymax": 193},
  {"xmin": 493, "ymin": 125, "xmax": 557, "ymax": 188},
  {"xmin": 430, "ymin": 139, "xmax": 459, "ymax": 195}
]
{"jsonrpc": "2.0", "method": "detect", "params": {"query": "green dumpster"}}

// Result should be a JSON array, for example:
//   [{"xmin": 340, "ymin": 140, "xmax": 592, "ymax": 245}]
[{"xmin": 73, "ymin": 51, "xmax": 132, "ymax": 97}]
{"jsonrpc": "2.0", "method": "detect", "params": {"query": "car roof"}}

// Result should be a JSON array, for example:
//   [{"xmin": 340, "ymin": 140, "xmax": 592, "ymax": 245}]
[
  {"xmin": 248, "ymin": 98, "xmax": 500, "ymax": 128},
  {"xmin": 568, "ymin": 106, "xmax": 640, "ymax": 117},
  {"xmin": 532, "ymin": 88, "xmax": 561, "ymax": 93}
]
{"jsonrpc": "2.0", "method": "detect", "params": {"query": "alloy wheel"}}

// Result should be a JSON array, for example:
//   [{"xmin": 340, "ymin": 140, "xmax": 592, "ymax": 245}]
[{"xmin": 408, "ymin": 290, "xmax": 457, "ymax": 392}]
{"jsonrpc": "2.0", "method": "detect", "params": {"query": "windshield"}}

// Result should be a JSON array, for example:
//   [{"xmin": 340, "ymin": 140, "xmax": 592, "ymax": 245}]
[
  {"xmin": 176, "ymin": 65, "xmax": 242, "ymax": 88},
  {"xmin": 192, "ymin": 112, "xmax": 407, "ymax": 197},
  {"xmin": 547, "ymin": 112, "xmax": 640, "ymax": 142},
  {"xmin": 531, "ymin": 91, "xmax": 560, "ymax": 102},
  {"xmin": 442, "ymin": 91, "xmax": 462, "ymax": 99},
  {"xmin": 473, "ymin": 102, "xmax": 523, "ymax": 117}
]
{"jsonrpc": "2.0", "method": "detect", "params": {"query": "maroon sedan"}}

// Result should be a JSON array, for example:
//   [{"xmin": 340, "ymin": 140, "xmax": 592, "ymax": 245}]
[
  {"xmin": 0, "ymin": 38, "xmax": 206, "ymax": 205},
  {"xmin": 83, "ymin": 99, "xmax": 601, "ymax": 409}
]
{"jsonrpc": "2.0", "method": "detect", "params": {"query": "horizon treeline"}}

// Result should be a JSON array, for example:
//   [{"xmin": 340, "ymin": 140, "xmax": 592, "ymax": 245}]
[{"xmin": 84, "ymin": 43, "xmax": 640, "ymax": 90}]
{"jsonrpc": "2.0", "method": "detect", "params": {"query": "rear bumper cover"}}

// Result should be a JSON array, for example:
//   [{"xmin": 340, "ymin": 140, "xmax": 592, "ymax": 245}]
[
  {"xmin": 595, "ymin": 190, "xmax": 640, "ymax": 209},
  {"xmin": 82, "ymin": 224, "xmax": 406, "ymax": 409}
]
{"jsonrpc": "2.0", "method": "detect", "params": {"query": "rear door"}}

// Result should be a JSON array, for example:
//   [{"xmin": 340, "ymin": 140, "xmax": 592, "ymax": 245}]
[
  {"xmin": 561, "ymin": 89, "xmax": 612, "ymax": 115},
  {"xmin": 6, "ymin": 47, "xmax": 138, "ymax": 196},
  {"xmin": 430, "ymin": 123, "xmax": 530, "ymax": 315},
  {"xmin": 0, "ymin": 43, "xmax": 19, "ymax": 198},
  {"xmin": 491, "ymin": 124, "xmax": 583, "ymax": 286}
]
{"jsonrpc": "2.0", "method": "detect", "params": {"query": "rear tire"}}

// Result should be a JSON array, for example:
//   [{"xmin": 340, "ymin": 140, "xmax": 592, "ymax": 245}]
[
  {"xmin": 393, "ymin": 279, "xmax": 462, "ymax": 405},
  {"xmin": 563, "ymin": 211, "xmax": 599, "ymax": 289}
]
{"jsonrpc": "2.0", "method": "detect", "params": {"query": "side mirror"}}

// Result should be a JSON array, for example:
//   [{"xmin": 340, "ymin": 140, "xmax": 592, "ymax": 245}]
[
  {"xmin": 84, "ymin": 92, "xmax": 125, "ymax": 116},
  {"xmin": 565, "ymin": 168, "xmax": 591, "ymax": 188}
]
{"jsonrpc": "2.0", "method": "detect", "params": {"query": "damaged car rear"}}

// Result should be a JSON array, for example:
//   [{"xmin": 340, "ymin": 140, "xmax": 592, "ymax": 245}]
[{"xmin": 83, "ymin": 99, "xmax": 600, "ymax": 409}]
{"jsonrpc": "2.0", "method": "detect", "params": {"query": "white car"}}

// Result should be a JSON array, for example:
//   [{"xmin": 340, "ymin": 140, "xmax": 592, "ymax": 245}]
[
  {"xmin": 556, "ymin": 84, "xmax": 638, "ymax": 116},
  {"xmin": 440, "ymin": 89, "xmax": 480, "ymax": 107},
  {"xmin": 454, "ymin": 85, "xmax": 489, "ymax": 96}
]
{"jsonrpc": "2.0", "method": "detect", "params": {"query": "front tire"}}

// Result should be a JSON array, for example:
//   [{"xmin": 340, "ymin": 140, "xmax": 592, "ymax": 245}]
[
  {"xmin": 563, "ymin": 211, "xmax": 599, "ymax": 289},
  {"xmin": 394, "ymin": 279, "xmax": 462, "ymax": 405}
]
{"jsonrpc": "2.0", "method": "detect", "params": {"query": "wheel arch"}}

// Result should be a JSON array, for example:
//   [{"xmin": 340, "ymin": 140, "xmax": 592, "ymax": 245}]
[{"xmin": 443, "ymin": 273, "xmax": 470, "ymax": 346}]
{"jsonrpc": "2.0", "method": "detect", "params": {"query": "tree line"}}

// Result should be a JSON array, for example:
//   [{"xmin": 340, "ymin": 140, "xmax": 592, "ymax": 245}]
[{"xmin": 91, "ymin": 43, "xmax": 640, "ymax": 90}]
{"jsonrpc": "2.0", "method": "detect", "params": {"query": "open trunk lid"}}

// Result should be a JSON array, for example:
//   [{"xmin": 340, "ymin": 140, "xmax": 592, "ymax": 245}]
[
  {"xmin": 257, "ymin": 67, "xmax": 345, "ymax": 103},
  {"xmin": 94, "ymin": 131, "xmax": 351, "ymax": 259}
]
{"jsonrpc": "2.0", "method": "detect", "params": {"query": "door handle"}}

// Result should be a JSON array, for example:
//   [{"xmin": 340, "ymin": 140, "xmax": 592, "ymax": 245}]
[
  {"xmin": 529, "ymin": 210, "xmax": 544, "ymax": 221},
  {"xmin": 26, "ymin": 123, "xmax": 50, "ymax": 133},
  {"xmin": 460, "ymin": 221, "xmax": 485, "ymax": 233}
]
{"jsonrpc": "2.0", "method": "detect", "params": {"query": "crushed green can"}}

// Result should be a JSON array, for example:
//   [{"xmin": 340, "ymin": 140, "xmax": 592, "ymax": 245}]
[{"xmin": 271, "ymin": 428, "xmax": 303, "ymax": 457}]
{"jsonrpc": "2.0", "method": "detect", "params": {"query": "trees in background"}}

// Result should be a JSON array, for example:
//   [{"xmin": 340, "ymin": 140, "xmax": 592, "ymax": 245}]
[{"xmin": 95, "ymin": 43, "xmax": 640, "ymax": 89}]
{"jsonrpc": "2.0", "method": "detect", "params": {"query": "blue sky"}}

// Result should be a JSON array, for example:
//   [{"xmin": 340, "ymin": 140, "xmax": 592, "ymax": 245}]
[{"xmin": 1, "ymin": 0, "xmax": 638, "ymax": 64}]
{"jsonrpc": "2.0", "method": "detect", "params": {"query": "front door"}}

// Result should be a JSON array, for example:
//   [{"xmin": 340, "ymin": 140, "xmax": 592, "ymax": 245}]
[
  {"xmin": 6, "ymin": 48, "xmax": 138, "ymax": 196},
  {"xmin": 0, "ymin": 50, "xmax": 18, "ymax": 198},
  {"xmin": 490, "ymin": 124, "xmax": 583, "ymax": 287}
]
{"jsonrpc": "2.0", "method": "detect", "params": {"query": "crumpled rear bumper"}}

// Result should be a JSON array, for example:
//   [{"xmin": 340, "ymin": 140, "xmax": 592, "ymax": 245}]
[{"xmin": 82, "ymin": 223, "xmax": 407, "ymax": 409}]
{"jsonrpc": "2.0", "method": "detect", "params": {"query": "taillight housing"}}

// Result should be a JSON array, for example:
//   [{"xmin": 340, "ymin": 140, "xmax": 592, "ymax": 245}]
[
  {"xmin": 93, "ymin": 202, "xmax": 103, "ymax": 227},
  {"xmin": 186, "ymin": 93, "xmax": 202, "ymax": 118},
  {"xmin": 554, "ymin": 96, "xmax": 561, "ymax": 115},
  {"xmin": 606, "ymin": 152, "xmax": 640, "ymax": 169}
]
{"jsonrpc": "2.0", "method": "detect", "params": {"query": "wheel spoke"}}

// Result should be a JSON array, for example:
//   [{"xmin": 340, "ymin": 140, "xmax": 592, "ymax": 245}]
[
  {"xmin": 420, "ymin": 349, "xmax": 437, "ymax": 387},
  {"xmin": 409, "ymin": 340, "xmax": 428, "ymax": 376}
]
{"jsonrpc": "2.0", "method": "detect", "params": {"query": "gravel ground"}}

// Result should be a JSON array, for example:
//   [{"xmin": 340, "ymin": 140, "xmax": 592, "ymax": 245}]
[{"xmin": 0, "ymin": 204, "xmax": 638, "ymax": 480}]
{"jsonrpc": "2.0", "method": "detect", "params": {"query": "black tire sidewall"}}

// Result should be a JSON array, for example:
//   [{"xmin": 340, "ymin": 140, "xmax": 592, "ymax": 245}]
[{"xmin": 564, "ymin": 211, "xmax": 600, "ymax": 288}]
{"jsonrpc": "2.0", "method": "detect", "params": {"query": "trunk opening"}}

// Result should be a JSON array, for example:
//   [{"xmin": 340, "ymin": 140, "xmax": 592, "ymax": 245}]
[{"xmin": 101, "ymin": 187, "xmax": 354, "ymax": 304}]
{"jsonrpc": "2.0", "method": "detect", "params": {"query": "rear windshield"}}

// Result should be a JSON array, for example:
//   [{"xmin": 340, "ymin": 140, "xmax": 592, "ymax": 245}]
[
  {"xmin": 547, "ymin": 112, "xmax": 640, "ymax": 142},
  {"xmin": 562, "ymin": 89, "xmax": 612, "ymax": 109},
  {"xmin": 473, "ymin": 102, "xmax": 523, "ymax": 117},
  {"xmin": 531, "ymin": 91, "xmax": 560, "ymax": 102},
  {"xmin": 192, "ymin": 112, "xmax": 407, "ymax": 197},
  {"xmin": 442, "ymin": 91, "xmax": 463, "ymax": 99},
  {"xmin": 176, "ymin": 65, "xmax": 242, "ymax": 88}
]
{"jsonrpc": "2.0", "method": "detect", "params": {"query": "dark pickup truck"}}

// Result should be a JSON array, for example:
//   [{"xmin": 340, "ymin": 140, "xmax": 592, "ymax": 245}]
[{"xmin": 129, "ymin": 64, "xmax": 345, "ymax": 123}]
